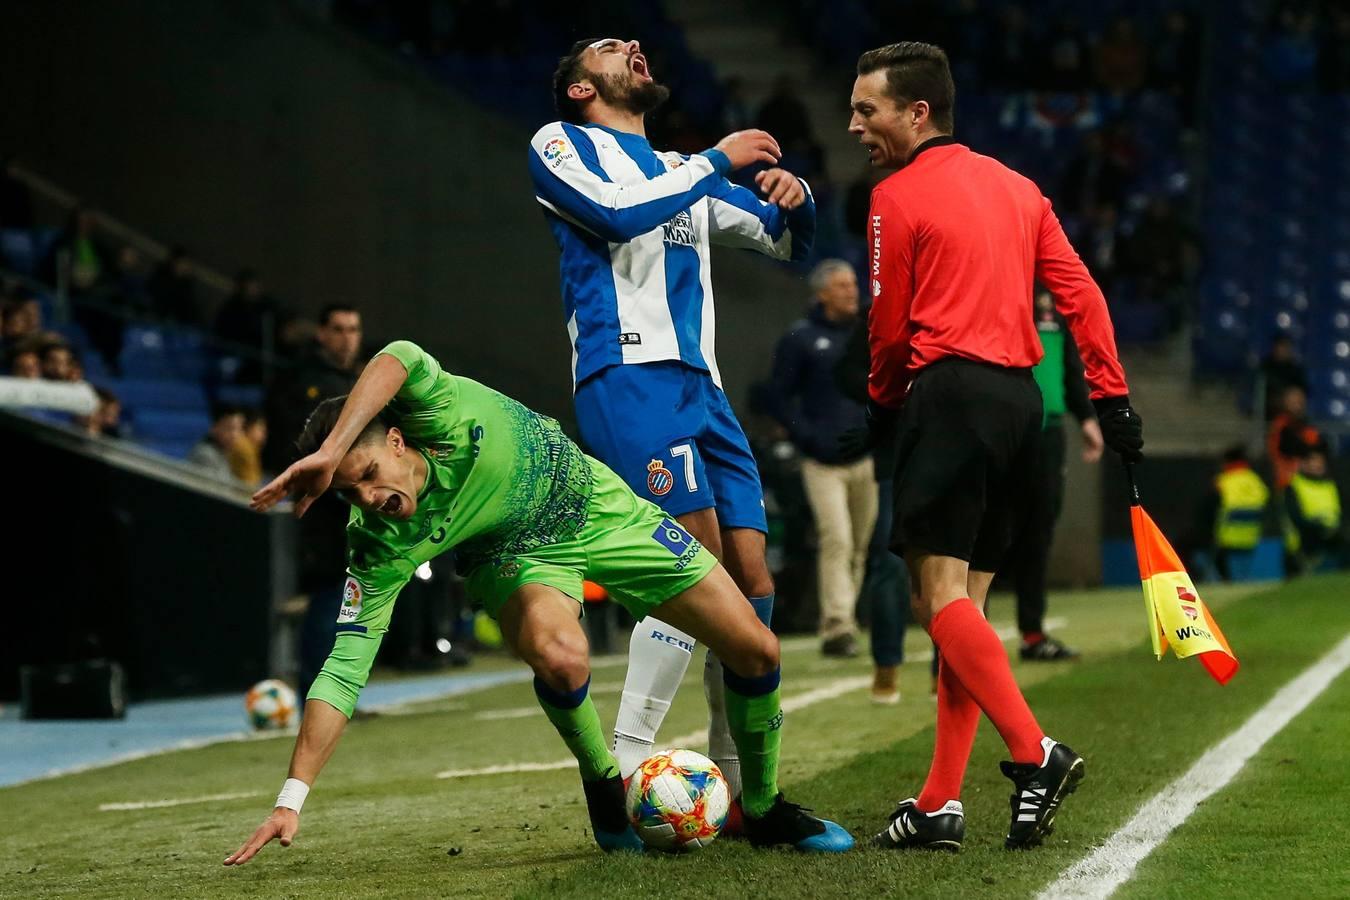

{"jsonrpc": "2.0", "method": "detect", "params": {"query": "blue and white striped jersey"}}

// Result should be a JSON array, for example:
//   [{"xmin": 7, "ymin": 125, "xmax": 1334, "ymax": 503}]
[{"xmin": 528, "ymin": 121, "xmax": 815, "ymax": 389}]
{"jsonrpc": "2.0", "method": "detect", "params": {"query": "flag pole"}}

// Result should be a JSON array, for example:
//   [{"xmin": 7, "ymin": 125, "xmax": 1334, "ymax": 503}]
[{"xmin": 1124, "ymin": 462, "xmax": 1141, "ymax": 507}]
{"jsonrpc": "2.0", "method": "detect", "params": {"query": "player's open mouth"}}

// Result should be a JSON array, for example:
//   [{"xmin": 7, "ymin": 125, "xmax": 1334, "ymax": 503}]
[
  {"xmin": 380, "ymin": 494, "xmax": 403, "ymax": 516},
  {"xmin": 631, "ymin": 54, "xmax": 650, "ymax": 80}
]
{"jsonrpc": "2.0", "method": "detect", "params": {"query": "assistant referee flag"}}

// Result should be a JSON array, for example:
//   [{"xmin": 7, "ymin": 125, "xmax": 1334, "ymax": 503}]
[{"xmin": 1131, "ymin": 505, "xmax": 1239, "ymax": 685}]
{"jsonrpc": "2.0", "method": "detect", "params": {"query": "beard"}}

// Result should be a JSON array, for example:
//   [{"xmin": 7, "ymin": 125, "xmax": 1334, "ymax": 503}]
[{"xmin": 591, "ymin": 70, "xmax": 671, "ymax": 116}]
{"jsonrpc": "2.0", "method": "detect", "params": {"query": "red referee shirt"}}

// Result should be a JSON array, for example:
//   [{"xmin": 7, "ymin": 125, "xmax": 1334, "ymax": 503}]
[{"xmin": 866, "ymin": 137, "xmax": 1128, "ymax": 408}]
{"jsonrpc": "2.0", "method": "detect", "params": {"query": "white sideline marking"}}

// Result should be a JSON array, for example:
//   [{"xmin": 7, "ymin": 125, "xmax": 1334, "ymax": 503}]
[
  {"xmin": 99, "ymin": 791, "xmax": 264, "ymax": 812},
  {"xmin": 1040, "ymin": 631, "xmax": 1350, "ymax": 900},
  {"xmin": 474, "ymin": 707, "xmax": 539, "ymax": 721},
  {"xmin": 435, "ymin": 675, "xmax": 871, "ymax": 779},
  {"xmin": 433, "ymin": 615, "xmax": 1062, "ymax": 780}
]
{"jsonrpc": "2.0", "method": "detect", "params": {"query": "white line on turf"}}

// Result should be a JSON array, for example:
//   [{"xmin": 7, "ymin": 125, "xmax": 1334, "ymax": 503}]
[
  {"xmin": 434, "ymin": 616, "xmax": 1065, "ymax": 780},
  {"xmin": 1040, "ymin": 630, "xmax": 1350, "ymax": 900},
  {"xmin": 435, "ymin": 675, "xmax": 873, "ymax": 779},
  {"xmin": 99, "ymin": 791, "xmax": 265, "ymax": 811},
  {"xmin": 474, "ymin": 707, "xmax": 539, "ymax": 721}
]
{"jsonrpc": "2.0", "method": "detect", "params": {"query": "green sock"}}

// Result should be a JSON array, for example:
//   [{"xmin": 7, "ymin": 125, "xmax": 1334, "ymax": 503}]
[
  {"xmin": 533, "ymin": 676, "xmax": 619, "ymax": 782},
  {"xmin": 722, "ymin": 667, "xmax": 784, "ymax": 818}
]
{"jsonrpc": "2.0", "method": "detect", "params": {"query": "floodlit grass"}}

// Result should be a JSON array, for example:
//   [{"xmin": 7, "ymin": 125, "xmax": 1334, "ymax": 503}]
[{"xmin": 3, "ymin": 577, "xmax": 1348, "ymax": 899}]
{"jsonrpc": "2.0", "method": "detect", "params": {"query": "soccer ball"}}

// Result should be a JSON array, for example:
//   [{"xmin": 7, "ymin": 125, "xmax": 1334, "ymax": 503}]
[
  {"xmin": 625, "ymin": 749, "xmax": 730, "ymax": 851},
  {"xmin": 244, "ymin": 679, "xmax": 297, "ymax": 730}
]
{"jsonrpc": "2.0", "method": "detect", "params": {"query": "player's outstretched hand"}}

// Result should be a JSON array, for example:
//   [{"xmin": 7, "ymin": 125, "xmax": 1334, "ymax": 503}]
[
  {"xmin": 714, "ymin": 129, "xmax": 781, "ymax": 170},
  {"xmin": 250, "ymin": 449, "xmax": 339, "ymax": 517},
  {"xmin": 754, "ymin": 169, "xmax": 807, "ymax": 209},
  {"xmin": 223, "ymin": 808, "xmax": 299, "ymax": 866}
]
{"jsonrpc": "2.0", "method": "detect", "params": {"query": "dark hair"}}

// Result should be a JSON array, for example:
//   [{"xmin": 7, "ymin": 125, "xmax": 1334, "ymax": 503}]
[
  {"xmin": 37, "ymin": 337, "xmax": 72, "ymax": 361},
  {"xmin": 856, "ymin": 42, "xmax": 956, "ymax": 133},
  {"xmin": 1222, "ymin": 444, "xmax": 1249, "ymax": 465},
  {"xmin": 318, "ymin": 303, "xmax": 360, "ymax": 327},
  {"xmin": 242, "ymin": 406, "xmax": 266, "ymax": 427},
  {"xmin": 553, "ymin": 38, "xmax": 599, "ymax": 124},
  {"xmin": 210, "ymin": 402, "xmax": 243, "ymax": 423},
  {"xmin": 295, "ymin": 395, "xmax": 391, "ymax": 459}
]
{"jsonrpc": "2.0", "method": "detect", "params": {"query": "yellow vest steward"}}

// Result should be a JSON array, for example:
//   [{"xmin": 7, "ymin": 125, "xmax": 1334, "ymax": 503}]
[
  {"xmin": 1215, "ymin": 467, "xmax": 1270, "ymax": 550},
  {"xmin": 1285, "ymin": 472, "xmax": 1342, "ymax": 552}
]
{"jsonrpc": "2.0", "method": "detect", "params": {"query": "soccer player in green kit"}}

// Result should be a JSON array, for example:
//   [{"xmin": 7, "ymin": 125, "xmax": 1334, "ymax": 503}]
[{"xmin": 224, "ymin": 340, "xmax": 852, "ymax": 865}]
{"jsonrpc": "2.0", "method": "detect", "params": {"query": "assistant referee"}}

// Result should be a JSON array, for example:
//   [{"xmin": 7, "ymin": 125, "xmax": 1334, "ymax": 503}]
[{"xmin": 848, "ymin": 42, "xmax": 1144, "ymax": 853}]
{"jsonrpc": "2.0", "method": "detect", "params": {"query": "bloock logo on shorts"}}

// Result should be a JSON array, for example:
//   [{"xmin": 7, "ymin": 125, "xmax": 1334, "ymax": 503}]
[{"xmin": 647, "ymin": 458, "xmax": 674, "ymax": 496}]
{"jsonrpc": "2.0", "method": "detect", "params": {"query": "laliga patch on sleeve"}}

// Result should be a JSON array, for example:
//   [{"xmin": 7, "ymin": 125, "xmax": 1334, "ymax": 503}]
[
  {"xmin": 542, "ymin": 138, "xmax": 574, "ymax": 168},
  {"xmin": 338, "ymin": 575, "xmax": 363, "ymax": 624}
]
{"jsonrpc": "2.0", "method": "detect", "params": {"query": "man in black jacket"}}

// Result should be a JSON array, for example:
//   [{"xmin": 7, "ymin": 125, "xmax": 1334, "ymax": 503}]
[
  {"xmin": 769, "ymin": 260, "xmax": 876, "ymax": 657},
  {"xmin": 265, "ymin": 303, "xmax": 365, "ymax": 695}
]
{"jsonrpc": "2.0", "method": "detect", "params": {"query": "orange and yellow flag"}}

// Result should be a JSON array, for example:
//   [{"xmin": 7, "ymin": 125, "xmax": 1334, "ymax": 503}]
[{"xmin": 1131, "ymin": 505, "xmax": 1239, "ymax": 685}]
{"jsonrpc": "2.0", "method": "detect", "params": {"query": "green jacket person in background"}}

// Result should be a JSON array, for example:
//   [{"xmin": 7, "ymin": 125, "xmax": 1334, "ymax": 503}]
[
  {"xmin": 225, "ymin": 341, "xmax": 853, "ymax": 866},
  {"xmin": 1006, "ymin": 290, "xmax": 1104, "ymax": 661}
]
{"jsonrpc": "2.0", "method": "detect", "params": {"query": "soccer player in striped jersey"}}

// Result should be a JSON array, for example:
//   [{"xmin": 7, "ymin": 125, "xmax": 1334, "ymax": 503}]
[{"xmin": 528, "ymin": 37, "xmax": 813, "ymax": 834}]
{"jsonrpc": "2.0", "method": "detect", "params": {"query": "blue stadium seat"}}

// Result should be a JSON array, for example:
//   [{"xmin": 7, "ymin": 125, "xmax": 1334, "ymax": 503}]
[
  {"xmin": 115, "ymin": 378, "xmax": 207, "ymax": 413},
  {"xmin": 214, "ymin": 384, "xmax": 265, "ymax": 408},
  {"xmin": 131, "ymin": 408, "xmax": 212, "ymax": 443}
]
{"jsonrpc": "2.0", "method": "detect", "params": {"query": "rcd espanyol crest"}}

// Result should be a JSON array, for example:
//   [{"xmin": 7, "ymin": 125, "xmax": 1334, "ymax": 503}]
[{"xmin": 647, "ymin": 458, "xmax": 674, "ymax": 496}]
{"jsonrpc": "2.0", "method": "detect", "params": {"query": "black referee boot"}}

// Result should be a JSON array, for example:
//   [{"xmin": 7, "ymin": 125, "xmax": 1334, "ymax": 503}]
[
  {"xmin": 1002, "ymin": 738, "xmax": 1085, "ymax": 849},
  {"xmin": 872, "ymin": 798, "xmax": 964, "ymax": 852}
]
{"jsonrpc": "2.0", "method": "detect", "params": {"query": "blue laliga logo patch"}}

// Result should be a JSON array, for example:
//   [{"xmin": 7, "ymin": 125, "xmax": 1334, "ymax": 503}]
[{"xmin": 651, "ymin": 518, "xmax": 692, "ymax": 556}]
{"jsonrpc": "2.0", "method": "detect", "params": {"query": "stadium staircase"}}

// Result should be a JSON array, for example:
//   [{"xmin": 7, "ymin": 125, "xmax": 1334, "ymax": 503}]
[{"xmin": 669, "ymin": 0, "xmax": 865, "ymax": 187}]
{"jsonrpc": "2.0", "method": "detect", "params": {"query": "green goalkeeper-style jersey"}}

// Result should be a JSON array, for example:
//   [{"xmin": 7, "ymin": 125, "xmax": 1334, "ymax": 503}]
[{"xmin": 308, "ymin": 340, "xmax": 595, "ymax": 716}]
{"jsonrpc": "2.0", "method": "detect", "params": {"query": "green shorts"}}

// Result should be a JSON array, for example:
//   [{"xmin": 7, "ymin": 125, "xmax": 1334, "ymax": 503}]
[{"xmin": 464, "ymin": 460, "xmax": 718, "ymax": 621}]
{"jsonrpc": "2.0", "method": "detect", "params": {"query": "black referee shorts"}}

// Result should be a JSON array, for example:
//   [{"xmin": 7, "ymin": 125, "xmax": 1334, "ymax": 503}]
[{"xmin": 886, "ymin": 357, "xmax": 1042, "ymax": 572}]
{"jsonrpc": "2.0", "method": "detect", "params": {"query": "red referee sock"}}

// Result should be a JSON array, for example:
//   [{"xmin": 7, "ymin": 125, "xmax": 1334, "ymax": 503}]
[
  {"xmin": 927, "ymin": 598, "xmax": 1044, "ymax": 765},
  {"xmin": 915, "ymin": 657, "xmax": 980, "ymax": 812}
]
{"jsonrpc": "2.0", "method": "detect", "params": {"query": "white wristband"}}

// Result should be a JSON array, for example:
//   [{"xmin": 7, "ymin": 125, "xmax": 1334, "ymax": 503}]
[{"xmin": 276, "ymin": 777, "xmax": 310, "ymax": 813}]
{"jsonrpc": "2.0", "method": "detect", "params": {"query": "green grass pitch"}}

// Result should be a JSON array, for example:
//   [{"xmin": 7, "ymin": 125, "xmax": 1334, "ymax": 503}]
[{"xmin": 4, "ymin": 575, "xmax": 1350, "ymax": 899}]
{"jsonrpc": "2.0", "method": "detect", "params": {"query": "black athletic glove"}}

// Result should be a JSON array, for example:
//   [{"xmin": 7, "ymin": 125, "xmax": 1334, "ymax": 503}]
[
  {"xmin": 837, "ymin": 398, "xmax": 900, "ymax": 459},
  {"xmin": 1092, "ymin": 395, "xmax": 1144, "ymax": 463}
]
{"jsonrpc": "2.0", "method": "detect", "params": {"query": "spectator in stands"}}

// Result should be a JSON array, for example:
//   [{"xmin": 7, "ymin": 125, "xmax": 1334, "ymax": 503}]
[
  {"xmin": 189, "ymin": 405, "xmax": 246, "ymax": 483},
  {"xmin": 756, "ymin": 75, "xmax": 822, "ymax": 177},
  {"xmin": 0, "ymin": 156, "xmax": 33, "ymax": 228},
  {"xmin": 79, "ymin": 244, "xmax": 150, "ymax": 373},
  {"xmin": 1266, "ymin": 5, "xmax": 1319, "ymax": 91},
  {"xmin": 985, "ymin": 4, "xmax": 1035, "ymax": 88},
  {"xmin": 44, "ymin": 206, "xmax": 110, "ymax": 297},
  {"xmin": 1042, "ymin": 16, "xmax": 1091, "ymax": 92},
  {"xmin": 1268, "ymin": 384, "xmax": 1327, "ymax": 490},
  {"xmin": 1320, "ymin": 5, "xmax": 1350, "ymax": 92},
  {"xmin": 1095, "ymin": 15, "xmax": 1149, "ymax": 95},
  {"xmin": 1081, "ymin": 203, "xmax": 1121, "ymax": 287},
  {"xmin": 720, "ymin": 76, "xmax": 754, "ymax": 133},
  {"xmin": 148, "ymin": 245, "xmax": 204, "ymax": 328},
  {"xmin": 214, "ymin": 268, "xmax": 280, "ymax": 378},
  {"xmin": 7, "ymin": 340, "xmax": 41, "ymax": 379},
  {"xmin": 263, "ymin": 302, "xmax": 364, "ymax": 697},
  {"xmin": 1, "ymin": 294, "xmax": 43, "ymax": 357},
  {"xmin": 79, "ymin": 386, "xmax": 123, "ymax": 439},
  {"xmin": 767, "ymin": 260, "xmax": 875, "ymax": 658},
  {"xmin": 1151, "ymin": 10, "xmax": 1202, "ymax": 124},
  {"xmin": 1121, "ymin": 196, "xmax": 1201, "ymax": 330},
  {"xmin": 37, "ymin": 339, "xmax": 76, "ymax": 382},
  {"xmin": 1204, "ymin": 444, "xmax": 1271, "ymax": 582},
  {"xmin": 228, "ymin": 408, "xmax": 268, "ymax": 487},
  {"xmin": 1260, "ymin": 335, "xmax": 1310, "ymax": 419},
  {"xmin": 1058, "ymin": 130, "xmax": 1129, "ymax": 217}
]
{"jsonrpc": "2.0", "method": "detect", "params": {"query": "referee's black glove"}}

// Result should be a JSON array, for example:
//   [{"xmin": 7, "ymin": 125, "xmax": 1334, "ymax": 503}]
[
  {"xmin": 1092, "ymin": 395, "xmax": 1144, "ymax": 463},
  {"xmin": 838, "ymin": 398, "xmax": 900, "ymax": 458}
]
